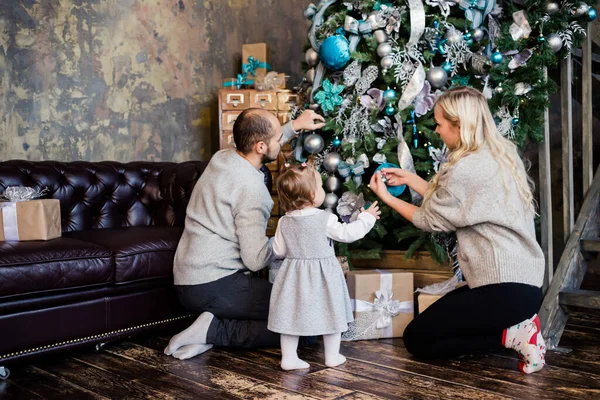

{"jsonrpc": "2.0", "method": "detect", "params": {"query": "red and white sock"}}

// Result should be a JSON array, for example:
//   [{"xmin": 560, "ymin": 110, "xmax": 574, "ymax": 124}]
[{"xmin": 502, "ymin": 314, "xmax": 546, "ymax": 374}]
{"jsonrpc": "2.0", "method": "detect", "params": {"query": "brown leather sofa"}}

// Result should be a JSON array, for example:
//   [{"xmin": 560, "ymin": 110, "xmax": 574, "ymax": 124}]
[{"xmin": 0, "ymin": 160, "xmax": 272, "ymax": 377}]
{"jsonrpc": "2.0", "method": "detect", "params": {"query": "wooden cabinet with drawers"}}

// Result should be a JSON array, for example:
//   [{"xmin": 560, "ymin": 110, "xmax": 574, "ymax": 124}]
[{"xmin": 218, "ymin": 88, "xmax": 298, "ymax": 236}]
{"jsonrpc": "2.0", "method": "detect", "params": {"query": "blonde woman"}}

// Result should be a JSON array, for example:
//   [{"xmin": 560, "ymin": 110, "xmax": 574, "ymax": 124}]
[{"xmin": 369, "ymin": 86, "xmax": 546, "ymax": 374}]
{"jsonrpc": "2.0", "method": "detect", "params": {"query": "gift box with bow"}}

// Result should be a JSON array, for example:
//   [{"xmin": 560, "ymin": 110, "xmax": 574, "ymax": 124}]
[
  {"xmin": 242, "ymin": 43, "xmax": 272, "ymax": 80},
  {"xmin": 342, "ymin": 270, "xmax": 414, "ymax": 341},
  {"xmin": 0, "ymin": 187, "xmax": 61, "ymax": 241}
]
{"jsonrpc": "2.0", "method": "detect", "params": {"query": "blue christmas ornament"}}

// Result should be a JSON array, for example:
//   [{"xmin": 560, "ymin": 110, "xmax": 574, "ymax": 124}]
[
  {"xmin": 383, "ymin": 88, "xmax": 398, "ymax": 103},
  {"xmin": 319, "ymin": 32, "xmax": 351, "ymax": 71},
  {"xmin": 512, "ymin": 117, "xmax": 520, "ymax": 125},
  {"xmin": 442, "ymin": 61, "xmax": 453, "ymax": 73},
  {"xmin": 385, "ymin": 104, "xmax": 395, "ymax": 115},
  {"xmin": 332, "ymin": 137, "xmax": 342, "ymax": 147},
  {"xmin": 589, "ymin": 8, "xmax": 597, "ymax": 21},
  {"xmin": 374, "ymin": 163, "xmax": 406, "ymax": 197},
  {"xmin": 490, "ymin": 51, "xmax": 503, "ymax": 64}
]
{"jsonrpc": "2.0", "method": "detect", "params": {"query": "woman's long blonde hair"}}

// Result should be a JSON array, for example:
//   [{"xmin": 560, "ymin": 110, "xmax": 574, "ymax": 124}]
[{"xmin": 423, "ymin": 86, "xmax": 536, "ymax": 213}]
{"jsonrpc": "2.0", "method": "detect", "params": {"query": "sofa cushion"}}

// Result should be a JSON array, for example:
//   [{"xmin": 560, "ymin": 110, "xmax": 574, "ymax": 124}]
[
  {"xmin": 64, "ymin": 226, "xmax": 183, "ymax": 284},
  {"xmin": 0, "ymin": 238, "xmax": 114, "ymax": 299}
]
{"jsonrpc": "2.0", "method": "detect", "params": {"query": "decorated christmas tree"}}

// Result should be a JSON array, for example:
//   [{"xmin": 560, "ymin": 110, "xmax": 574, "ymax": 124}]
[{"xmin": 290, "ymin": 0, "xmax": 594, "ymax": 263}]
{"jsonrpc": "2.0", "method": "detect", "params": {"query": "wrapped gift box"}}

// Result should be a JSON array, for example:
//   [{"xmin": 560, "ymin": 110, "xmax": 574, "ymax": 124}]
[
  {"xmin": 343, "ymin": 270, "xmax": 414, "ymax": 341},
  {"xmin": 242, "ymin": 43, "xmax": 272, "ymax": 80},
  {"xmin": 418, "ymin": 293, "xmax": 443, "ymax": 314},
  {"xmin": 0, "ymin": 199, "xmax": 61, "ymax": 241}
]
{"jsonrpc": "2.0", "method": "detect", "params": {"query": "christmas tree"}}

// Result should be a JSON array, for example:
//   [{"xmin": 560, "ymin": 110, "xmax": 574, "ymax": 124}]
[{"xmin": 291, "ymin": 0, "xmax": 594, "ymax": 263}]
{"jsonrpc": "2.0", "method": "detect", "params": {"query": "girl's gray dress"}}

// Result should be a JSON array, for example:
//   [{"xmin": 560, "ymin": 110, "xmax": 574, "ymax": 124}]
[{"xmin": 268, "ymin": 210, "xmax": 354, "ymax": 336}]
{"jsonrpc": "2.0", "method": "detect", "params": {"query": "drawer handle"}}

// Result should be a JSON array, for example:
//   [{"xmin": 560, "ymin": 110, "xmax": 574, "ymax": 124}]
[{"xmin": 226, "ymin": 94, "xmax": 244, "ymax": 107}]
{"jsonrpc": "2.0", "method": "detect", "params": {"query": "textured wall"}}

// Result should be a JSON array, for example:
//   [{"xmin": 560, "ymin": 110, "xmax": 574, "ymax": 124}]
[{"xmin": 0, "ymin": 0, "xmax": 312, "ymax": 162}]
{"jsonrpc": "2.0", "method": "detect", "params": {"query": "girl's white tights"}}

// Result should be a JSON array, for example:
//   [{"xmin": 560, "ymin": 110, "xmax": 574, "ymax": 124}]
[
  {"xmin": 323, "ymin": 333, "xmax": 346, "ymax": 367},
  {"xmin": 279, "ymin": 333, "xmax": 347, "ymax": 371},
  {"xmin": 280, "ymin": 334, "xmax": 310, "ymax": 370}
]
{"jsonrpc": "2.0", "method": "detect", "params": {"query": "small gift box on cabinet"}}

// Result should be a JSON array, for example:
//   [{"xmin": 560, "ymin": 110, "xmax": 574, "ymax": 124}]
[
  {"xmin": 242, "ymin": 43, "xmax": 272, "ymax": 80},
  {"xmin": 223, "ymin": 74, "xmax": 254, "ymax": 90},
  {"xmin": 0, "ymin": 187, "xmax": 61, "ymax": 241},
  {"xmin": 342, "ymin": 270, "xmax": 414, "ymax": 341}
]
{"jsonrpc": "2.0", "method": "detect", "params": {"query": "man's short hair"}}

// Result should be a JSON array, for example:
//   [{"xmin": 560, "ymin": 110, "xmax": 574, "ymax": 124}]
[{"xmin": 233, "ymin": 109, "xmax": 275, "ymax": 154}]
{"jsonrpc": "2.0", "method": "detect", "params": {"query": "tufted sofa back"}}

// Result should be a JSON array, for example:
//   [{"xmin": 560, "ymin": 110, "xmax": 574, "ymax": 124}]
[{"xmin": 0, "ymin": 160, "xmax": 208, "ymax": 232}]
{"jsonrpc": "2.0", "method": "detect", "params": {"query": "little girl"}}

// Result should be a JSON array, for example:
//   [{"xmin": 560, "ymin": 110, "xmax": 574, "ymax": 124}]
[{"xmin": 268, "ymin": 161, "xmax": 380, "ymax": 371}]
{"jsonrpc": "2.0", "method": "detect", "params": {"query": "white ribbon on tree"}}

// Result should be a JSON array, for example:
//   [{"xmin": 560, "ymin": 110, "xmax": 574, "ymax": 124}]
[
  {"xmin": 397, "ymin": 0, "xmax": 426, "ymax": 111},
  {"xmin": 394, "ymin": 121, "xmax": 423, "ymax": 204},
  {"xmin": 1, "ymin": 203, "xmax": 19, "ymax": 241}
]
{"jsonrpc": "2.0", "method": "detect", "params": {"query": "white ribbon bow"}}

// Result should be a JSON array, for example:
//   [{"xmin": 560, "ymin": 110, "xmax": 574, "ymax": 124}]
[{"xmin": 352, "ymin": 290, "xmax": 414, "ymax": 329}]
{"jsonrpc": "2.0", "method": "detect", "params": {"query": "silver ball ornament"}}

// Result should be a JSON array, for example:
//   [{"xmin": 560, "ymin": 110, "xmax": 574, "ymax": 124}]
[
  {"xmin": 472, "ymin": 28, "xmax": 485, "ymax": 42},
  {"xmin": 303, "ymin": 133, "xmax": 325, "ymax": 154},
  {"xmin": 324, "ymin": 176, "xmax": 343, "ymax": 193},
  {"xmin": 574, "ymin": 3, "xmax": 590, "ymax": 16},
  {"xmin": 445, "ymin": 30, "xmax": 462, "ymax": 45},
  {"xmin": 547, "ymin": 33, "xmax": 563, "ymax": 53},
  {"xmin": 377, "ymin": 42, "xmax": 392, "ymax": 58},
  {"xmin": 426, "ymin": 67, "xmax": 448, "ymax": 89},
  {"xmin": 305, "ymin": 68, "xmax": 315, "ymax": 83},
  {"xmin": 495, "ymin": 85, "xmax": 503, "ymax": 94},
  {"xmin": 309, "ymin": 103, "xmax": 320, "ymax": 111},
  {"xmin": 305, "ymin": 48, "xmax": 319, "ymax": 67},
  {"xmin": 380, "ymin": 55, "xmax": 393, "ymax": 71},
  {"xmin": 322, "ymin": 192, "xmax": 339, "ymax": 210},
  {"xmin": 323, "ymin": 152, "xmax": 342, "ymax": 172},
  {"xmin": 545, "ymin": 2, "xmax": 560, "ymax": 15},
  {"xmin": 374, "ymin": 30, "xmax": 389, "ymax": 44}
]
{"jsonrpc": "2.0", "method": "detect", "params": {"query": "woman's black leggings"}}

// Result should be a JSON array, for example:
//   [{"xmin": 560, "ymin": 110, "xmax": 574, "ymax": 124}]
[{"xmin": 403, "ymin": 283, "xmax": 543, "ymax": 359}]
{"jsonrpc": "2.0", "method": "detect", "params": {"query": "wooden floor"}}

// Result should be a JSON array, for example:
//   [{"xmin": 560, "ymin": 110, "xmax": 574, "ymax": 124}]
[{"xmin": 2, "ymin": 309, "xmax": 599, "ymax": 399}]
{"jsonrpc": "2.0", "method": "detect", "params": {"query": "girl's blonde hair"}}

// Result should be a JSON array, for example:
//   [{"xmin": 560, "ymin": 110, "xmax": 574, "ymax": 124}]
[
  {"xmin": 276, "ymin": 158, "xmax": 318, "ymax": 213},
  {"xmin": 424, "ymin": 86, "xmax": 536, "ymax": 213}
]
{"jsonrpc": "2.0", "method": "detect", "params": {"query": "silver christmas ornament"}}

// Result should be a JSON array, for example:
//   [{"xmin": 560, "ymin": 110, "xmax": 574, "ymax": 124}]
[
  {"xmin": 324, "ymin": 176, "xmax": 343, "ymax": 193},
  {"xmin": 547, "ymin": 33, "xmax": 563, "ymax": 52},
  {"xmin": 322, "ymin": 192, "xmax": 339, "ymax": 210},
  {"xmin": 574, "ymin": 3, "xmax": 590, "ymax": 16},
  {"xmin": 305, "ymin": 48, "xmax": 319, "ymax": 67},
  {"xmin": 374, "ymin": 29, "xmax": 388, "ymax": 44},
  {"xmin": 545, "ymin": 2, "xmax": 559, "ymax": 15},
  {"xmin": 303, "ymin": 133, "xmax": 325, "ymax": 154},
  {"xmin": 309, "ymin": 103, "xmax": 320, "ymax": 111},
  {"xmin": 472, "ymin": 28, "xmax": 485, "ymax": 42},
  {"xmin": 426, "ymin": 67, "xmax": 448, "ymax": 89},
  {"xmin": 445, "ymin": 30, "xmax": 462, "ymax": 45},
  {"xmin": 377, "ymin": 42, "xmax": 392, "ymax": 58},
  {"xmin": 380, "ymin": 55, "xmax": 393, "ymax": 71},
  {"xmin": 305, "ymin": 68, "xmax": 315, "ymax": 83},
  {"xmin": 323, "ymin": 152, "xmax": 342, "ymax": 172},
  {"xmin": 495, "ymin": 85, "xmax": 503, "ymax": 94}
]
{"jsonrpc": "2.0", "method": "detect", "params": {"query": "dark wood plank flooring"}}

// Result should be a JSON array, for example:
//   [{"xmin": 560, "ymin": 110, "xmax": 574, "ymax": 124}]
[{"xmin": 2, "ymin": 308, "xmax": 599, "ymax": 400}]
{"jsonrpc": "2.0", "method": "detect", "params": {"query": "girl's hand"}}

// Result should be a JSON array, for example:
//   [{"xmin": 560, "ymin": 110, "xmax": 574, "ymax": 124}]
[
  {"xmin": 361, "ymin": 201, "xmax": 381, "ymax": 220},
  {"xmin": 380, "ymin": 168, "xmax": 413, "ymax": 187},
  {"xmin": 369, "ymin": 172, "xmax": 392, "ymax": 202}
]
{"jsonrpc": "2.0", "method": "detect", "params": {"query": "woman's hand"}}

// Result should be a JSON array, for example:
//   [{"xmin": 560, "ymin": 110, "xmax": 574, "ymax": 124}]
[
  {"xmin": 369, "ymin": 172, "xmax": 392, "ymax": 203},
  {"xmin": 380, "ymin": 168, "xmax": 414, "ymax": 187},
  {"xmin": 361, "ymin": 201, "xmax": 381, "ymax": 220}
]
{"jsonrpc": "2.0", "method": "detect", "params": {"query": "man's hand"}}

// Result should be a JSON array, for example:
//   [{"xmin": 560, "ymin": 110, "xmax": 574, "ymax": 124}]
[{"xmin": 291, "ymin": 109, "xmax": 326, "ymax": 132}]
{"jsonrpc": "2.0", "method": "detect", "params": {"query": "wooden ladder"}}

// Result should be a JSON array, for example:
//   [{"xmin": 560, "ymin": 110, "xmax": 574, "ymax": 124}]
[{"xmin": 539, "ymin": 165, "xmax": 600, "ymax": 349}]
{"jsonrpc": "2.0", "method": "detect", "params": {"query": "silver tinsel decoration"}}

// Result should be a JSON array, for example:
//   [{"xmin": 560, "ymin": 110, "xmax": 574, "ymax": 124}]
[
  {"xmin": 343, "ymin": 61, "xmax": 378, "ymax": 95},
  {"xmin": 494, "ymin": 106, "xmax": 517, "ymax": 139}
]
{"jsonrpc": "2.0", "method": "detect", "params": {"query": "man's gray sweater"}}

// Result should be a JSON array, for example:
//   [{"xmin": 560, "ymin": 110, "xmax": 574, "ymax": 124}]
[
  {"xmin": 174, "ymin": 123, "xmax": 295, "ymax": 286},
  {"xmin": 412, "ymin": 147, "xmax": 545, "ymax": 289}
]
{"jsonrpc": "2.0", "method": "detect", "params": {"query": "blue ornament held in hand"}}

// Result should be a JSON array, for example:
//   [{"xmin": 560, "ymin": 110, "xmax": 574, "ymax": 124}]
[{"xmin": 374, "ymin": 163, "xmax": 406, "ymax": 197}]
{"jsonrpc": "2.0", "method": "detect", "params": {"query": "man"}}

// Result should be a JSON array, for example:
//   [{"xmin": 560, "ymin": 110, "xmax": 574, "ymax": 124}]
[{"xmin": 164, "ymin": 109, "xmax": 325, "ymax": 360}]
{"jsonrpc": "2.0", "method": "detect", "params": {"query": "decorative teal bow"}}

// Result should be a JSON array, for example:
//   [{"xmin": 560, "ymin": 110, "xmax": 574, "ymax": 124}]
[
  {"xmin": 344, "ymin": 14, "xmax": 383, "ymax": 53},
  {"xmin": 223, "ymin": 74, "xmax": 254, "ymax": 89},
  {"xmin": 337, "ymin": 160, "xmax": 366, "ymax": 186},
  {"xmin": 304, "ymin": 2, "xmax": 317, "ymax": 19},
  {"xmin": 242, "ymin": 56, "xmax": 272, "ymax": 77},
  {"xmin": 458, "ymin": 0, "xmax": 495, "ymax": 29}
]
